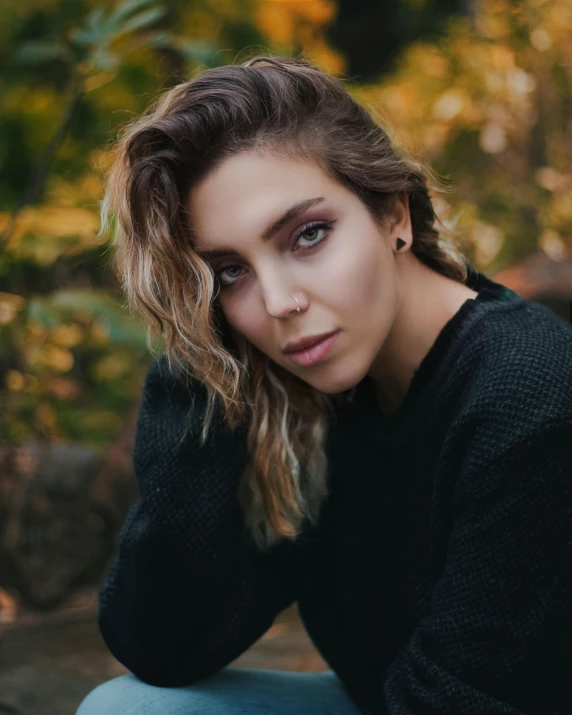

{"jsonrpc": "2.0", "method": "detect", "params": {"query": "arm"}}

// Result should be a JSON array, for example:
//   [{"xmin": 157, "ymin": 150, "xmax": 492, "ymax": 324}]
[
  {"xmin": 380, "ymin": 418, "xmax": 572, "ymax": 714},
  {"xmin": 98, "ymin": 356, "xmax": 299, "ymax": 687}
]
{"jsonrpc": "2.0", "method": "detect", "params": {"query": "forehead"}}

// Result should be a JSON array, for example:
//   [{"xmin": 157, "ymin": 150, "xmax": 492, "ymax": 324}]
[{"xmin": 186, "ymin": 150, "xmax": 342, "ymax": 244}]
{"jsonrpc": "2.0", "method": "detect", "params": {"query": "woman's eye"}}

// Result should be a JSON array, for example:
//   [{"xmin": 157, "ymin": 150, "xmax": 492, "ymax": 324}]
[
  {"xmin": 215, "ymin": 219, "xmax": 336, "ymax": 289},
  {"xmin": 215, "ymin": 265, "xmax": 242, "ymax": 287},
  {"xmin": 294, "ymin": 222, "xmax": 332, "ymax": 249}
]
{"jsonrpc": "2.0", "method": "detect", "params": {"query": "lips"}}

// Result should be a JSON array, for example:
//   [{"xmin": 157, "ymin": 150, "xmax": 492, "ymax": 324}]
[
  {"xmin": 284, "ymin": 330, "xmax": 341, "ymax": 367},
  {"xmin": 283, "ymin": 330, "xmax": 339, "ymax": 354}
]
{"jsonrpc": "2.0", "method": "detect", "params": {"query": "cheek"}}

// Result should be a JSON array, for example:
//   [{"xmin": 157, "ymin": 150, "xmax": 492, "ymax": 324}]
[
  {"xmin": 319, "ymin": 233, "xmax": 386, "ymax": 312},
  {"xmin": 217, "ymin": 229, "xmax": 387, "ymax": 347},
  {"xmin": 220, "ymin": 303, "xmax": 270, "ymax": 350}
]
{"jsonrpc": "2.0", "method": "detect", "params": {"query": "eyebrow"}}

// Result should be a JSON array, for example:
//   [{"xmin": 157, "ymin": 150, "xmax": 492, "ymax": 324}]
[{"xmin": 195, "ymin": 196, "xmax": 326, "ymax": 260}]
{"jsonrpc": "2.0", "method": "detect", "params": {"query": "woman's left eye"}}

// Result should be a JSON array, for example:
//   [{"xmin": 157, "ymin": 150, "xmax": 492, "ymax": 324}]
[
  {"xmin": 293, "ymin": 220, "xmax": 337, "ymax": 250},
  {"xmin": 213, "ymin": 219, "xmax": 337, "ymax": 291}
]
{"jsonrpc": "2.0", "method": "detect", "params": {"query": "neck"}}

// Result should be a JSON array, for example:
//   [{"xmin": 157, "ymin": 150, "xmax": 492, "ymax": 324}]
[{"xmin": 368, "ymin": 257, "xmax": 478, "ymax": 415}]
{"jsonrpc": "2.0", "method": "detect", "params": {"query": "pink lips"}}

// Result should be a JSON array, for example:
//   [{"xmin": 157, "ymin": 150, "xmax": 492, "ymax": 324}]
[{"xmin": 284, "ymin": 329, "xmax": 341, "ymax": 367}]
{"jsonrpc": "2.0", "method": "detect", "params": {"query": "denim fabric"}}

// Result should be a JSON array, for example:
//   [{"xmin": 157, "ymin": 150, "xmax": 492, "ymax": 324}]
[{"xmin": 75, "ymin": 667, "xmax": 364, "ymax": 714}]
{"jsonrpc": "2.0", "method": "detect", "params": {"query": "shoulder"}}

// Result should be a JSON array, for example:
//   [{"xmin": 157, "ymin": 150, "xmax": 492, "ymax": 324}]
[
  {"xmin": 134, "ymin": 354, "xmax": 212, "ymax": 459},
  {"xmin": 133, "ymin": 355, "xmax": 248, "ymax": 483},
  {"xmin": 139, "ymin": 353, "xmax": 209, "ymax": 417},
  {"xmin": 445, "ymin": 296, "xmax": 572, "ymax": 460},
  {"xmin": 143, "ymin": 352, "xmax": 205, "ymax": 397}
]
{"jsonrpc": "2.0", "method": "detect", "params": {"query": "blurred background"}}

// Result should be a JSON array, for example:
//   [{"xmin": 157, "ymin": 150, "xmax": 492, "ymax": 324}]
[{"xmin": 1, "ymin": 0, "xmax": 571, "ymax": 712}]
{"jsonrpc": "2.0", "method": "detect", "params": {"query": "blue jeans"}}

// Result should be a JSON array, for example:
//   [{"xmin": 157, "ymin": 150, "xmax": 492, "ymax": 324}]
[{"xmin": 75, "ymin": 667, "xmax": 364, "ymax": 714}]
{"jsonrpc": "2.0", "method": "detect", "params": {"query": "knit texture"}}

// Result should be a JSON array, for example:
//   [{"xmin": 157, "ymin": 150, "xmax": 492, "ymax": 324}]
[{"xmin": 98, "ymin": 264, "xmax": 572, "ymax": 713}]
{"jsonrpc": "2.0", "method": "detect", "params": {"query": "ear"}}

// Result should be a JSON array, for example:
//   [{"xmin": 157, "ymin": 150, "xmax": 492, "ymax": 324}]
[{"xmin": 387, "ymin": 194, "xmax": 412, "ymax": 252}]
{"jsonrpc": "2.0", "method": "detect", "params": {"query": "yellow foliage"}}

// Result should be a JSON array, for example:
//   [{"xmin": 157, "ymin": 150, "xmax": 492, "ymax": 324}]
[
  {"xmin": 80, "ymin": 410, "xmax": 123, "ymax": 434},
  {"xmin": 38, "ymin": 206, "xmax": 100, "ymax": 237},
  {"xmin": 89, "ymin": 319, "xmax": 110, "ymax": 346},
  {"xmin": 48, "ymin": 174, "xmax": 103, "ymax": 206},
  {"xmin": 84, "ymin": 70, "xmax": 117, "ymax": 93},
  {"xmin": 535, "ymin": 167, "xmax": 572, "ymax": 194},
  {"xmin": 27, "ymin": 322, "xmax": 48, "ymax": 342},
  {"xmin": 475, "ymin": 5, "xmax": 512, "ymax": 39},
  {"xmin": 489, "ymin": 45, "xmax": 515, "ymax": 70},
  {"xmin": 1, "ymin": 205, "xmax": 101, "ymax": 264},
  {"xmin": 94, "ymin": 354, "xmax": 130, "ymax": 381},
  {"xmin": 24, "ymin": 374, "xmax": 40, "ymax": 393},
  {"xmin": 352, "ymin": 0, "xmax": 572, "ymax": 268},
  {"xmin": 256, "ymin": 4, "xmax": 294, "ymax": 45},
  {"xmin": 35, "ymin": 402, "xmax": 57, "ymax": 432},
  {"xmin": 479, "ymin": 121, "xmax": 507, "ymax": 153},
  {"xmin": 539, "ymin": 229, "xmax": 567, "ymax": 261},
  {"xmin": 421, "ymin": 123, "xmax": 450, "ymax": 154},
  {"xmin": 432, "ymin": 89, "xmax": 467, "ymax": 121},
  {"xmin": 38, "ymin": 344, "xmax": 75, "ymax": 373},
  {"xmin": 255, "ymin": 0, "xmax": 343, "ymax": 74},
  {"xmin": 6, "ymin": 370, "xmax": 25, "ymax": 391},
  {"xmin": 0, "ymin": 292, "xmax": 26, "ymax": 325},
  {"xmin": 263, "ymin": 0, "xmax": 335, "ymax": 24},
  {"xmin": 551, "ymin": 193, "xmax": 572, "ymax": 225},
  {"xmin": 49, "ymin": 323, "xmax": 84, "ymax": 348},
  {"xmin": 470, "ymin": 222, "xmax": 506, "ymax": 267},
  {"xmin": 2, "ymin": 205, "xmax": 99, "ymax": 242},
  {"xmin": 46, "ymin": 376, "xmax": 82, "ymax": 400}
]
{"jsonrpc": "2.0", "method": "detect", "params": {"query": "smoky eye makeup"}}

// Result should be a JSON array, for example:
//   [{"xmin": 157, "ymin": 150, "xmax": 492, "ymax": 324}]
[
  {"xmin": 290, "ymin": 218, "xmax": 337, "ymax": 247},
  {"xmin": 213, "ymin": 216, "xmax": 338, "ymax": 289}
]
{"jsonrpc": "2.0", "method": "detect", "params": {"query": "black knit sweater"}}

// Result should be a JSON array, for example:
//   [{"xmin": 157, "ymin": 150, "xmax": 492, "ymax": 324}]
[{"xmin": 98, "ymin": 264, "xmax": 572, "ymax": 714}]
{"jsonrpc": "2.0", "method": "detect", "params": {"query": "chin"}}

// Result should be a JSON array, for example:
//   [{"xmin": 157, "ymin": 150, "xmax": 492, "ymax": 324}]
[{"xmin": 297, "ymin": 364, "xmax": 367, "ymax": 396}]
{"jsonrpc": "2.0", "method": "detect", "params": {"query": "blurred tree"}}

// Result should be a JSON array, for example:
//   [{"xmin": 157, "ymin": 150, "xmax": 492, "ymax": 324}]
[
  {"xmin": 0, "ymin": 0, "xmax": 251, "ymax": 445},
  {"xmin": 2, "ymin": 0, "xmax": 225, "ymax": 242},
  {"xmin": 353, "ymin": 0, "xmax": 572, "ymax": 273},
  {"xmin": 255, "ymin": 0, "xmax": 343, "ymax": 73},
  {"xmin": 0, "ymin": 0, "xmax": 342, "ymax": 446},
  {"xmin": 0, "ymin": 0, "xmax": 570, "ymax": 449},
  {"xmin": 327, "ymin": 0, "xmax": 467, "ymax": 81}
]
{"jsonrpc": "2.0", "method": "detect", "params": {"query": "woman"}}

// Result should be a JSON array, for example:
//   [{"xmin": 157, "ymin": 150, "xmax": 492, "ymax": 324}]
[{"xmin": 76, "ymin": 55, "xmax": 572, "ymax": 714}]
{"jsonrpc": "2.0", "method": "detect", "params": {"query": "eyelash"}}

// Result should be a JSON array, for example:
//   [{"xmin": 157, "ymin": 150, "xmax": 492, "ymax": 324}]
[{"xmin": 214, "ymin": 219, "xmax": 337, "ymax": 290}]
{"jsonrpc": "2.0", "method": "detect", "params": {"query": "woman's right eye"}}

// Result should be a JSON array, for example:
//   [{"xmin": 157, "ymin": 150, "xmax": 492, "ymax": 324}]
[{"xmin": 215, "ymin": 265, "xmax": 243, "ymax": 289}]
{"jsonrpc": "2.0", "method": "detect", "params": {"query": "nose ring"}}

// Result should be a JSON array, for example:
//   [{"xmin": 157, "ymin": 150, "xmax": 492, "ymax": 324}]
[{"xmin": 293, "ymin": 296, "xmax": 301, "ymax": 312}]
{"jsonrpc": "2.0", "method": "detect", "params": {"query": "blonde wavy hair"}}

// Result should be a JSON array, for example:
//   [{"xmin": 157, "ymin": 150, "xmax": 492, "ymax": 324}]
[{"xmin": 100, "ymin": 54, "xmax": 468, "ymax": 551}]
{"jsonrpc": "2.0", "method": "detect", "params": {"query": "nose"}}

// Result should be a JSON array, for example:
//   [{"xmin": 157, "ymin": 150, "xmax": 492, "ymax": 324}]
[{"xmin": 258, "ymin": 269, "xmax": 300, "ymax": 319}]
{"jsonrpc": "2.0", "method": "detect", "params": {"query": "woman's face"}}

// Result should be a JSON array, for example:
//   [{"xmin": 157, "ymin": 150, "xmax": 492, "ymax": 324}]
[{"xmin": 186, "ymin": 149, "xmax": 410, "ymax": 395}]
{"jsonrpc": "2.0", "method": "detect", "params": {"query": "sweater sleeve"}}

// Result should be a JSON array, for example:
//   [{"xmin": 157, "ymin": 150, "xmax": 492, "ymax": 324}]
[
  {"xmin": 97, "ymin": 356, "xmax": 299, "ymax": 687},
  {"xmin": 379, "ymin": 417, "xmax": 572, "ymax": 714}
]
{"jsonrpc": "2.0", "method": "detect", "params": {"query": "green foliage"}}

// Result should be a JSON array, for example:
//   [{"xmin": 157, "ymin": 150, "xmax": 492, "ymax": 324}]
[{"xmin": 0, "ymin": 0, "xmax": 261, "ymax": 446}]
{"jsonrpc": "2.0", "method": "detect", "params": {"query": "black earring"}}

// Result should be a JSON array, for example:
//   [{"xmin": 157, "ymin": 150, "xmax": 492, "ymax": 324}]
[{"xmin": 396, "ymin": 237, "xmax": 407, "ymax": 251}]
